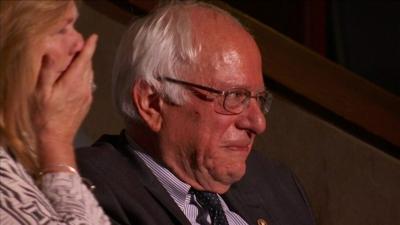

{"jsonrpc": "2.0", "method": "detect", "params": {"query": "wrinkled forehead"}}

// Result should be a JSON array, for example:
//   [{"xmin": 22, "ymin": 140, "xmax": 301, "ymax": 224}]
[
  {"xmin": 186, "ymin": 6, "xmax": 263, "ymax": 88},
  {"xmin": 189, "ymin": 6, "xmax": 254, "ymax": 50}
]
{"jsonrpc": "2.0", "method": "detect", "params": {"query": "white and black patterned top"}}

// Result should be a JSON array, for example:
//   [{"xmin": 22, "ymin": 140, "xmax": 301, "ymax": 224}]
[{"xmin": 0, "ymin": 147, "xmax": 110, "ymax": 225}]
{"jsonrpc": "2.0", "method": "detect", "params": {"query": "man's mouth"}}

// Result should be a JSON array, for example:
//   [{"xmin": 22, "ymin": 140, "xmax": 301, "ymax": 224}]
[{"xmin": 224, "ymin": 143, "xmax": 251, "ymax": 152}]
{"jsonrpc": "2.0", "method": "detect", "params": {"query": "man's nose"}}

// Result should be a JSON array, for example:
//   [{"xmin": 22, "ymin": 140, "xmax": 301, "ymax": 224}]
[{"xmin": 235, "ymin": 98, "xmax": 267, "ymax": 135}]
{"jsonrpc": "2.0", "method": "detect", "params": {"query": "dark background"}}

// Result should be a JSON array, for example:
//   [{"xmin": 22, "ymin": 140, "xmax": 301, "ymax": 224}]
[{"xmin": 223, "ymin": 0, "xmax": 400, "ymax": 96}]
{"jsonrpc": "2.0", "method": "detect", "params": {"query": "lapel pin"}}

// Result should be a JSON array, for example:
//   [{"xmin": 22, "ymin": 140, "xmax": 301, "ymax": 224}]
[{"xmin": 257, "ymin": 218, "xmax": 268, "ymax": 225}]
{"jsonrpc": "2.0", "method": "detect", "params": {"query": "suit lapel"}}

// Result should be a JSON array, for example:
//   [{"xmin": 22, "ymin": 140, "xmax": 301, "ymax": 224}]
[
  {"xmin": 224, "ymin": 186, "xmax": 278, "ymax": 225},
  {"xmin": 222, "ymin": 161, "xmax": 281, "ymax": 225},
  {"xmin": 116, "ymin": 133, "xmax": 191, "ymax": 225},
  {"xmin": 142, "ymin": 177, "xmax": 192, "ymax": 225}
]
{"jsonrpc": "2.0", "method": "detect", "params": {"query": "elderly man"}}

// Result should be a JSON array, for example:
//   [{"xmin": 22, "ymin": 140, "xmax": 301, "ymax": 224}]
[{"xmin": 77, "ymin": 2, "xmax": 315, "ymax": 225}]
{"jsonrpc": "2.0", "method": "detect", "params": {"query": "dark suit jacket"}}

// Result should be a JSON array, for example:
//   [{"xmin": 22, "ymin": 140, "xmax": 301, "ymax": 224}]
[{"xmin": 77, "ymin": 133, "xmax": 315, "ymax": 225}]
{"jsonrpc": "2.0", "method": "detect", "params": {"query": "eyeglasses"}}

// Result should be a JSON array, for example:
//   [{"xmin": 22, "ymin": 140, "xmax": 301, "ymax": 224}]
[{"xmin": 159, "ymin": 77, "xmax": 273, "ymax": 115}]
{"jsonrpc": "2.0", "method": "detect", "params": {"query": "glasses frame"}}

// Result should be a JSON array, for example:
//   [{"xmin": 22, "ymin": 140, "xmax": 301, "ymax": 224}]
[{"xmin": 159, "ymin": 77, "xmax": 273, "ymax": 115}]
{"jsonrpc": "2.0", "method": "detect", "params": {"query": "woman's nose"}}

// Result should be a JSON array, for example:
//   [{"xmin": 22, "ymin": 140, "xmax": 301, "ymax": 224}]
[{"xmin": 69, "ymin": 29, "xmax": 84, "ymax": 55}]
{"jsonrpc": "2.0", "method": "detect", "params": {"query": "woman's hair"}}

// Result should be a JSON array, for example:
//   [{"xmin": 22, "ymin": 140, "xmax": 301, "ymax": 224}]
[{"xmin": 0, "ymin": 1, "xmax": 71, "ymax": 174}]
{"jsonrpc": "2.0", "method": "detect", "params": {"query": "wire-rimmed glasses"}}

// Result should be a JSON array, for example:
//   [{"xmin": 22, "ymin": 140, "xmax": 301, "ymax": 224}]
[{"xmin": 160, "ymin": 77, "xmax": 273, "ymax": 115}]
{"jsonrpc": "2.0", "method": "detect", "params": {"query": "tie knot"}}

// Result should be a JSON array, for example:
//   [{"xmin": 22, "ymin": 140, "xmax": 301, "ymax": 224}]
[
  {"xmin": 191, "ymin": 189, "xmax": 221, "ymax": 209},
  {"xmin": 190, "ymin": 189, "xmax": 229, "ymax": 225}
]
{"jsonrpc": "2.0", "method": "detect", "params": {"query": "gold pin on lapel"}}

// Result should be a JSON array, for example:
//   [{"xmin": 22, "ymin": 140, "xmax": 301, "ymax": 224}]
[{"xmin": 257, "ymin": 218, "xmax": 268, "ymax": 225}]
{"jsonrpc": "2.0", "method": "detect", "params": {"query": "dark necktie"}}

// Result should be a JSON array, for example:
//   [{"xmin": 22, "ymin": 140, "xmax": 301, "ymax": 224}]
[{"xmin": 191, "ymin": 189, "xmax": 229, "ymax": 225}]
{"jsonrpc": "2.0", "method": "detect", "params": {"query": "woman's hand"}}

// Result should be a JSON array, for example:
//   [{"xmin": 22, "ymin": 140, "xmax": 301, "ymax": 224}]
[{"xmin": 32, "ymin": 34, "xmax": 98, "ymax": 170}]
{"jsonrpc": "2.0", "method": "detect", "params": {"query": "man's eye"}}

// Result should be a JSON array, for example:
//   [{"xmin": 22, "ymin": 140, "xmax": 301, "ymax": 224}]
[
  {"xmin": 226, "ymin": 91, "xmax": 247, "ymax": 104},
  {"xmin": 228, "ymin": 91, "xmax": 245, "ymax": 99}
]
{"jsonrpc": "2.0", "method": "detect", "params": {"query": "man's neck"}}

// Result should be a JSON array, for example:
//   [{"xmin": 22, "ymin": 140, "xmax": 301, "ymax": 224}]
[{"xmin": 125, "ymin": 122, "xmax": 164, "ymax": 162}]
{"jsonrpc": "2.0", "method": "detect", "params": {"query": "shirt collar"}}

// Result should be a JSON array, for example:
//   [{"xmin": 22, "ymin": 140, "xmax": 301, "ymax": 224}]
[{"xmin": 125, "ymin": 134, "xmax": 191, "ymax": 210}]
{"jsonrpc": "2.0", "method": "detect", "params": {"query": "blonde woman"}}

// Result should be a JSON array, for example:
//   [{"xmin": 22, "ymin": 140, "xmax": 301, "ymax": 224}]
[{"xmin": 0, "ymin": 1, "xmax": 110, "ymax": 224}]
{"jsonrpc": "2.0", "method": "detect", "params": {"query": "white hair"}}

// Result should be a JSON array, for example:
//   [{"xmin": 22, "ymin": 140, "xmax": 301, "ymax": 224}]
[{"xmin": 112, "ymin": 1, "xmax": 241, "ymax": 122}]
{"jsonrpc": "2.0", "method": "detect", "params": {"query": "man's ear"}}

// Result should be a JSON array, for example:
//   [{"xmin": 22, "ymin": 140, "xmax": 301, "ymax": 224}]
[{"xmin": 132, "ymin": 81, "xmax": 162, "ymax": 132}]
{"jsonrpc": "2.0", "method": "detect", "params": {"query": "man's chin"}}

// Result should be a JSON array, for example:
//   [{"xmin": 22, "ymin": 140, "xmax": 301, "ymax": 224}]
[
  {"xmin": 197, "ymin": 180, "xmax": 231, "ymax": 194},
  {"xmin": 208, "ymin": 168, "xmax": 246, "ymax": 194}
]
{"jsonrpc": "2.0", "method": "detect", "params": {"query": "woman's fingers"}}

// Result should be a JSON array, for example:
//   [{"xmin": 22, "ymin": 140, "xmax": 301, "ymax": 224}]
[
  {"xmin": 57, "ymin": 34, "xmax": 98, "ymax": 87},
  {"xmin": 33, "ymin": 34, "xmax": 98, "ymax": 142},
  {"xmin": 36, "ymin": 34, "xmax": 98, "ymax": 95},
  {"xmin": 36, "ymin": 55, "xmax": 59, "ymax": 93}
]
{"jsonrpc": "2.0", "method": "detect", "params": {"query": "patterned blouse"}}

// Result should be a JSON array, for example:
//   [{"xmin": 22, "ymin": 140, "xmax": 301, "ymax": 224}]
[{"xmin": 0, "ymin": 147, "xmax": 110, "ymax": 224}]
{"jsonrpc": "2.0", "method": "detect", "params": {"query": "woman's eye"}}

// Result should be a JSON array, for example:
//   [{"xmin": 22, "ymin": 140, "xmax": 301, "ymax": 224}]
[{"xmin": 57, "ymin": 28, "xmax": 67, "ymax": 34}]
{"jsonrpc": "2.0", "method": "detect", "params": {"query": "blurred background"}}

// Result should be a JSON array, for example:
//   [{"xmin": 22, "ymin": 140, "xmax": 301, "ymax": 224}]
[{"xmin": 226, "ymin": 0, "xmax": 400, "ymax": 96}]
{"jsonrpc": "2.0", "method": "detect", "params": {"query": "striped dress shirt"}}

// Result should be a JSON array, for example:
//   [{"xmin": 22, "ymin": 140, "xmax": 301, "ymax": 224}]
[{"xmin": 126, "ymin": 137, "xmax": 248, "ymax": 225}]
